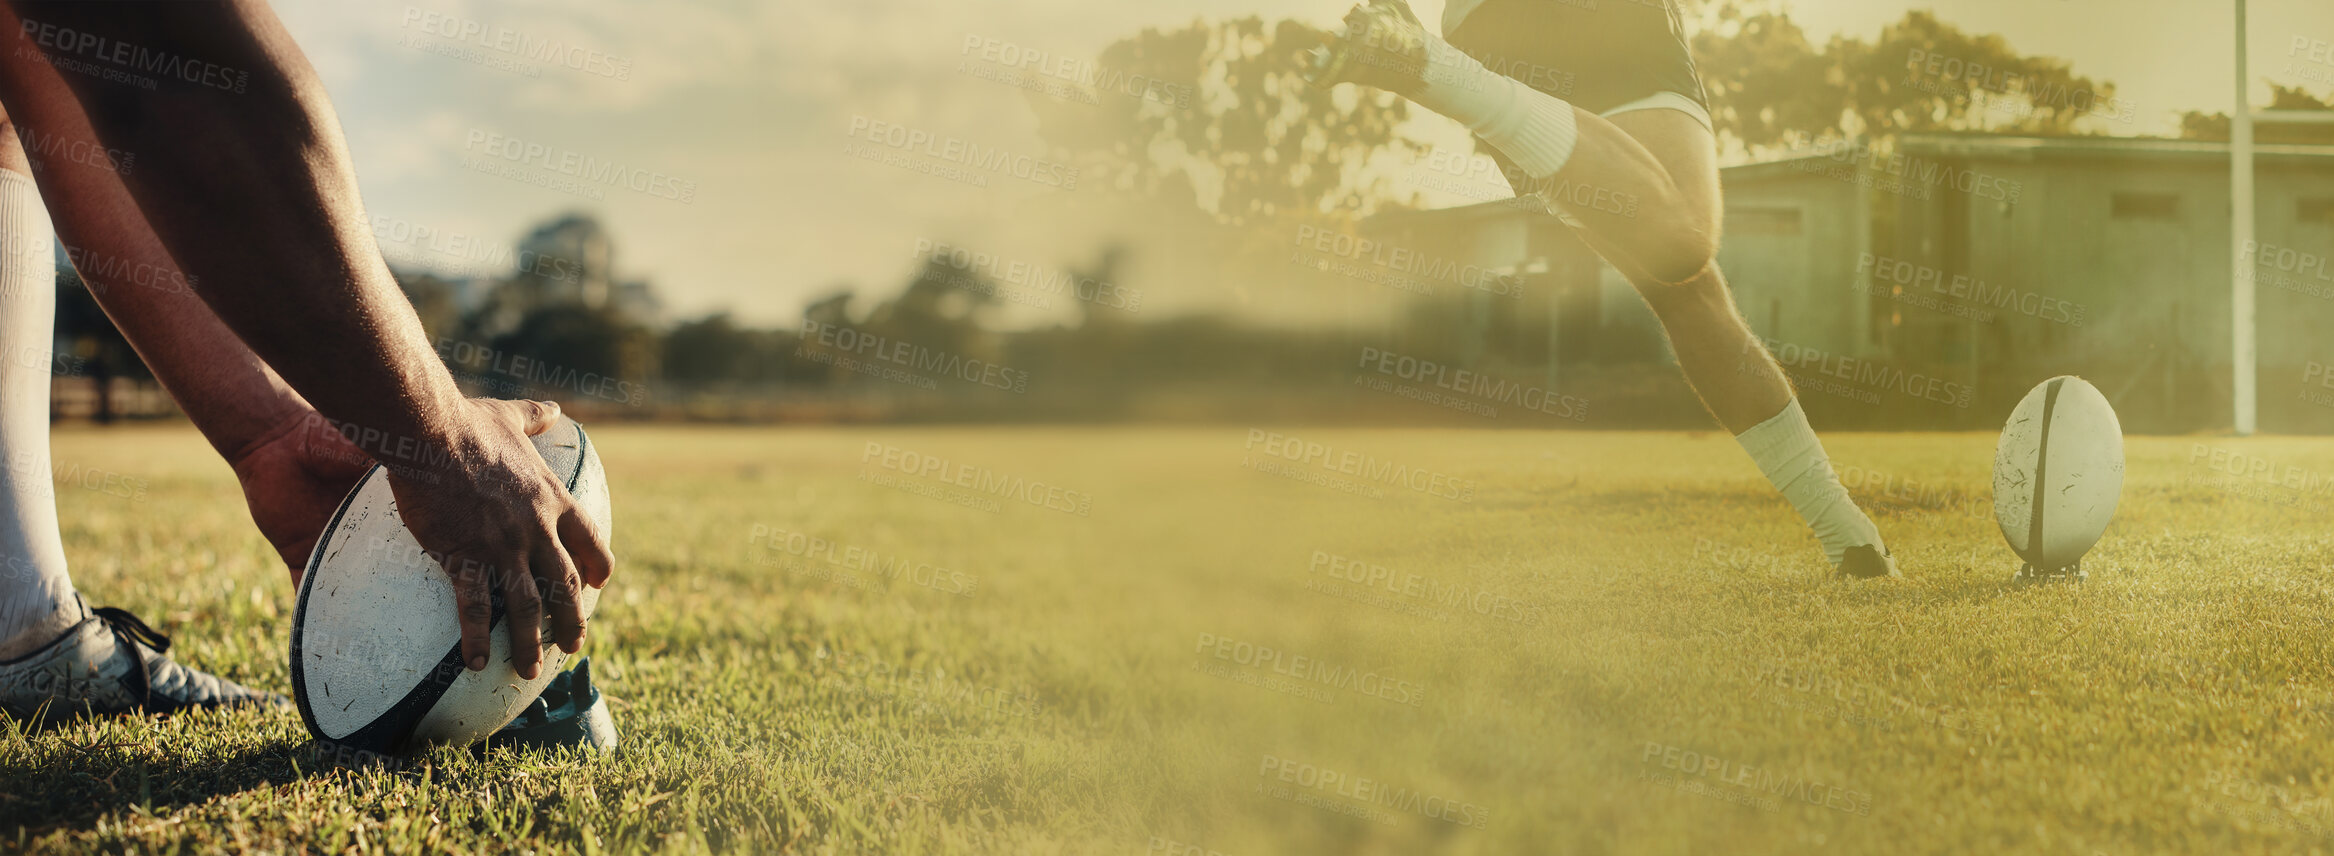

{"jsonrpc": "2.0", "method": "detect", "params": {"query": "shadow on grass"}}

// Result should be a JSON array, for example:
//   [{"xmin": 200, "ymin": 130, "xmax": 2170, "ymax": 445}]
[{"xmin": 0, "ymin": 734, "xmax": 330, "ymax": 835}]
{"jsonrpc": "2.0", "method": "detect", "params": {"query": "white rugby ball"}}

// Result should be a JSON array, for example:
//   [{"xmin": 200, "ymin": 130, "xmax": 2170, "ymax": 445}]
[
  {"xmin": 1993, "ymin": 376, "xmax": 2123, "ymax": 572},
  {"xmin": 292, "ymin": 416, "xmax": 609, "ymax": 754}
]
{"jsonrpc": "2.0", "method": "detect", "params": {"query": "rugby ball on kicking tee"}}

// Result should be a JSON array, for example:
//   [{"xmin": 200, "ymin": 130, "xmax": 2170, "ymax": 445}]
[
  {"xmin": 291, "ymin": 416, "xmax": 609, "ymax": 754},
  {"xmin": 1993, "ymin": 376, "xmax": 2123, "ymax": 572}
]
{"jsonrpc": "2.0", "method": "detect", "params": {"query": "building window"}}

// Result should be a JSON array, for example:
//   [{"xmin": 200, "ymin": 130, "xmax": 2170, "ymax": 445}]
[
  {"xmin": 2111, "ymin": 192, "xmax": 2180, "ymax": 221},
  {"xmin": 2301, "ymin": 197, "xmax": 2334, "ymax": 224},
  {"xmin": 1730, "ymin": 207, "xmax": 1802, "ymax": 236}
]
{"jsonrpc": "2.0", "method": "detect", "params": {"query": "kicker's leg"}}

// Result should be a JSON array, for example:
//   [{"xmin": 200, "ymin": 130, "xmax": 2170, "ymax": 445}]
[{"xmin": 1596, "ymin": 110, "xmax": 1890, "ymax": 575}]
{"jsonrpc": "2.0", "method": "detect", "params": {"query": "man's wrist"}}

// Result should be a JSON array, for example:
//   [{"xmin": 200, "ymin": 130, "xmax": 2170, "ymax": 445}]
[
  {"xmin": 223, "ymin": 405, "xmax": 324, "ymax": 470},
  {"xmin": 320, "ymin": 378, "xmax": 473, "ymax": 472}
]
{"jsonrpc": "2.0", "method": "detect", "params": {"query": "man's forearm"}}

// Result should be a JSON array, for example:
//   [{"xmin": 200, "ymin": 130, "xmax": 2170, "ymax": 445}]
[{"xmin": 0, "ymin": 2, "xmax": 466, "ymax": 458}]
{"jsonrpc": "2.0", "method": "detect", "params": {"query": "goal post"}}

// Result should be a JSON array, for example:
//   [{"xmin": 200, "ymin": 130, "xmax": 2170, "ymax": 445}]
[{"xmin": 2232, "ymin": 0, "xmax": 2255, "ymax": 436}]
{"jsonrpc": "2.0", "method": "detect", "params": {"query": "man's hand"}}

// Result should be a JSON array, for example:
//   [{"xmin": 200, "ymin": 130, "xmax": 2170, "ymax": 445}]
[
  {"xmin": 380, "ymin": 398, "xmax": 615, "ymax": 680},
  {"xmin": 230, "ymin": 411, "xmax": 374, "ymax": 576}
]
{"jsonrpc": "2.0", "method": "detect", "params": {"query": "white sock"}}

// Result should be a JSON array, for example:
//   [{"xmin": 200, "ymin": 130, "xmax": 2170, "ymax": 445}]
[
  {"xmin": 1733, "ymin": 399, "xmax": 1883, "ymax": 566},
  {"xmin": 1416, "ymin": 36, "xmax": 1579, "ymax": 179},
  {"xmin": 0, "ymin": 169, "xmax": 81, "ymax": 661}
]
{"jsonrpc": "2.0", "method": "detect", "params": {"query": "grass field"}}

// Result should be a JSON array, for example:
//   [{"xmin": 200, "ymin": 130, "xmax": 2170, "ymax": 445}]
[{"xmin": 7, "ymin": 424, "xmax": 2334, "ymax": 853}]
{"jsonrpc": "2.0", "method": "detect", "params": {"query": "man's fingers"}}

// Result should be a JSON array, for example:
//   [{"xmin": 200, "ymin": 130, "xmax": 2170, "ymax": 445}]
[
  {"xmin": 473, "ymin": 398, "xmax": 562, "ymax": 437},
  {"xmin": 559, "ymin": 507, "xmax": 615, "ymax": 588},
  {"xmin": 446, "ymin": 553, "xmax": 496, "ymax": 672},
  {"xmin": 535, "ymin": 536, "xmax": 587, "ymax": 655},
  {"xmin": 502, "ymin": 554, "xmax": 545, "ymax": 680},
  {"xmin": 520, "ymin": 399, "xmax": 561, "ymax": 435}
]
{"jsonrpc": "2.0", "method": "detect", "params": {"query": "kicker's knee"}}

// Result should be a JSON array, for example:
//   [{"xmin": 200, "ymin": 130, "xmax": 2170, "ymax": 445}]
[
  {"xmin": 1640, "ymin": 225, "xmax": 1718, "ymax": 287},
  {"xmin": 1633, "ymin": 261, "xmax": 1727, "ymax": 318}
]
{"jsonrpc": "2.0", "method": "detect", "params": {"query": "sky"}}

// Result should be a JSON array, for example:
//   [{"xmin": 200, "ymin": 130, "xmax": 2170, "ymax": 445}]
[{"xmin": 271, "ymin": 0, "xmax": 2334, "ymax": 327}]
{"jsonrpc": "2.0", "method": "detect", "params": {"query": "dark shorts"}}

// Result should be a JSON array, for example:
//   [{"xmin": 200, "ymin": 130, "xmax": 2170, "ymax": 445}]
[{"xmin": 1444, "ymin": 0, "xmax": 1709, "ymax": 117}]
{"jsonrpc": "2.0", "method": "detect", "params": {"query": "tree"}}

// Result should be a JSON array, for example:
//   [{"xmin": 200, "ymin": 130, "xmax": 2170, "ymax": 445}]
[
  {"xmin": 1031, "ymin": 17, "xmax": 1422, "ymax": 225},
  {"xmin": 1689, "ymin": 5, "xmax": 1838, "ymax": 151},
  {"xmin": 486, "ymin": 305, "xmax": 656, "ymax": 405},
  {"xmin": 2178, "ymin": 84, "xmax": 2334, "ymax": 145},
  {"xmin": 663, "ymin": 313, "xmax": 758, "ymax": 384},
  {"xmin": 1693, "ymin": 7, "xmax": 2126, "ymax": 153},
  {"xmin": 665, "ymin": 312, "xmax": 822, "ymax": 389}
]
